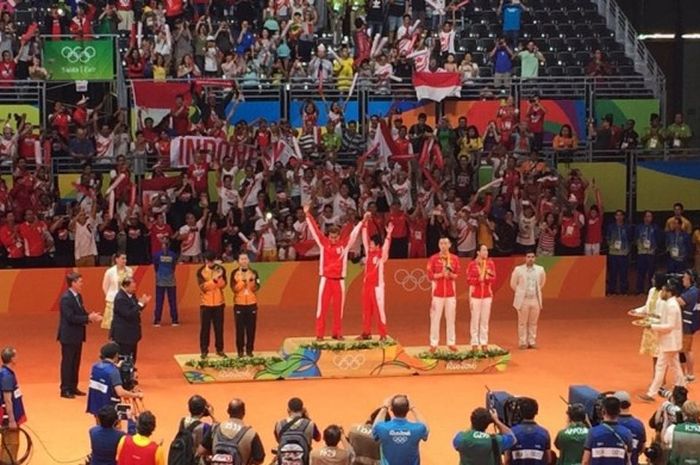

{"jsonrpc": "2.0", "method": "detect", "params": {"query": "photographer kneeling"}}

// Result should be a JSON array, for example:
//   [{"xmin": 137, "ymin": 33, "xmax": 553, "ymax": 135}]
[{"xmin": 87, "ymin": 342, "xmax": 143, "ymax": 417}]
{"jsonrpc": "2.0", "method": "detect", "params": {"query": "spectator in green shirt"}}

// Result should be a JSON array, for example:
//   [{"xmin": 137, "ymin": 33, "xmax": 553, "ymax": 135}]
[
  {"xmin": 554, "ymin": 403, "xmax": 590, "ymax": 465},
  {"xmin": 517, "ymin": 41, "xmax": 545, "ymax": 79},
  {"xmin": 640, "ymin": 113, "xmax": 665, "ymax": 150},
  {"xmin": 322, "ymin": 120, "xmax": 342, "ymax": 156},
  {"xmin": 665, "ymin": 113, "xmax": 693, "ymax": 148},
  {"xmin": 453, "ymin": 407, "xmax": 517, "ymax": 465}
]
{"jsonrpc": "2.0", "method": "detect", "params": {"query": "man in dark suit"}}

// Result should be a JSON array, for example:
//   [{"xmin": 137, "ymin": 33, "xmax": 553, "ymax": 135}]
[
  {"xmin": 110, "ymin": 277, "xmax": 151, "ymax": 363},
  {"xmin": 58, "ymin": 272, "xmax": 102, "ymax": 399}
]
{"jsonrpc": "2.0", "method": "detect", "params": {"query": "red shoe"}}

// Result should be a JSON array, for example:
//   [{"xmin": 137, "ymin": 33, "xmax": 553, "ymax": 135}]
[
  {"xmin": 429, "ymin": 346, "xmax": 438, "ymax": 353},
  {"xmin": 448, "ymin": 345, "xmax": 458, "ymax": 352}
]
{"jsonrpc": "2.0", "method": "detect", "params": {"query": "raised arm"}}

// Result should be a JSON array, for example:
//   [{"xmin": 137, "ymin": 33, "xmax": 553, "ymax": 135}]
[
  {"xmin": 304, "ymin": 203, "xmax": 324, "ymax": 247},
  {"xmin": 382, "ymin": 223, "xmax": 394, "ymax": 262}
]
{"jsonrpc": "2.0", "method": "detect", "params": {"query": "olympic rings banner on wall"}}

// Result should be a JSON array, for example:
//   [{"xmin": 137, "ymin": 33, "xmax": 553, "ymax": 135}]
[
  {"xmin": 0, "ymin": 256, "xmax": 604, "ymax": 316},
  {"xmin": 43, "ymin": 38, "xmax": 114, "ymax": 81}
]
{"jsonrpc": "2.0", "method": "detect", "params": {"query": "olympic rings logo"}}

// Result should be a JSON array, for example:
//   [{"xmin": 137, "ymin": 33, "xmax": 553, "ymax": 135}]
[
  {"xmin": 394, "ymin": 268, "xmax": 432, "ymax": 292},
  {"xmin": 332, "ymin": 354, "xmax": 365, "ymax": 370},
  {"xmin": 61, "ymin": 46, "xmax": 97, "ymax": 64},
  {"xmin": 391, "ymin": 435, "xmax": 409, "ymax": 444}
]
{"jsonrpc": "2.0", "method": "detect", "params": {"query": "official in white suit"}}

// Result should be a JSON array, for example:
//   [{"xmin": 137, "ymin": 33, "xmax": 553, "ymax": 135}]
[
  {"xmin": 640, "ymin": 280, "xmax": 686, "ymax": 401},
  {"xmin": 101, "ymin": 252, "xmax": 133, "ymax": 330},
  {"xmin": 510, "ymin": 252, "xmax": 546, "ymax": 349}
]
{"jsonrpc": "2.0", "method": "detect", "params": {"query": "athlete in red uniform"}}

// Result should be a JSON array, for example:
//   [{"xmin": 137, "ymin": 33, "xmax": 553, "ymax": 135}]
[
  {"xmin": 359, "ymin": 218, "xmax": 393, "ymax": 340},
  {"xmin": 426, "ymin": 237, "xmax": 461, "ymax": 352},
  {"xmin": 466, "ymin": 244, "xmax": 497, "ymax": 352},
  {"xmin": 305, "ymin": 204, "xmax": 363, "ymax": 340}
]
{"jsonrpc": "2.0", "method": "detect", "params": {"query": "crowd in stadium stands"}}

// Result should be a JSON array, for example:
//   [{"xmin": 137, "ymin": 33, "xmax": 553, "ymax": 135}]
[
  {"xmin": 0, "ymin": 0, "xmax": 697, "ymax": 273},
  {"xmin": 0, "ymin": 0, "xmax": 632, "ymax": 85}
]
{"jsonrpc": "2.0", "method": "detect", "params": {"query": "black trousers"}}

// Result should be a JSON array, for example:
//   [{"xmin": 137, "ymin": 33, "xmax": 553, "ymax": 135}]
[
  {"xmin": 389, "ymin": 237, "xmax": 409, "ymax": 259},
  {"xmin": 117, "ymin": 342, "xmax": 138, "ymax": 364},
  {"xmin": 234, "ymin": 304, "xmax": 257, "ymax": 356},
  {"xmin": 60, "ymin": 342, "xmax": 82, "ymax": 393},
  {"xmin": 200, "ymin": 305, "xmax": 224, "ymax": 354}
]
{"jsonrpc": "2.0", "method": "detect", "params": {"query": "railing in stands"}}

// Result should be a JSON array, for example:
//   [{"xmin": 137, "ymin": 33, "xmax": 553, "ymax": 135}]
[{"xmin": 594, "ymin": 0, "xmax": 666, "ymax": 110}]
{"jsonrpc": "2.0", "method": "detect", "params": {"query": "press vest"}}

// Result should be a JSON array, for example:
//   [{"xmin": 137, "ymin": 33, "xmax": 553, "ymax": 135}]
[
  {"xmin": 86, "ymin": 361, "xmax": 120, "ymax": 415},
  {"xmin": 669, "ymin": 422, "xmax": 700, "ymax": 465}
]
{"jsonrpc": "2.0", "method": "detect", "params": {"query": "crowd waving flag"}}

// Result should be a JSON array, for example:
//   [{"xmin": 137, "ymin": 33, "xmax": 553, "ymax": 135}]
[{"xmin": 412, "ymin": 72, "xmax": 462, "ymax": 102}]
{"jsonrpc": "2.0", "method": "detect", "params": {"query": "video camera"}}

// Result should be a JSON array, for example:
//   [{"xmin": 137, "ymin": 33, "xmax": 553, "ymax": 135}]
[{"xmin": 118, "ymin": 355, "xmax": 138, "ymax": 391}]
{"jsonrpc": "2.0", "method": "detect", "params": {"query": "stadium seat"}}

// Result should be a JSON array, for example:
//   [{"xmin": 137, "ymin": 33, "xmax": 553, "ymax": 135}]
[
  {"xmin": 582, "ymin": 37, "xmax": 601, "ymax": 51},
  {"xmin": 477, "ymin": 38, "xmax": 494, "ymax": 52},
  {"xmin": 566, "ymin": 66, "xmax": 583, "ymax": 76},
  {"xmin": 540, "ymin": 23, "xmax": 559, "ymax": 39},
  {"xmin": 573, "ymin": 24, "xmax": 591, "ymax": 38},
  {"xmin": 574, "ymin": 51, "xmax": 591, "ymax": 66},
  {"xmin": 556, "ymin": 52, "xmax": 575, "ymax": 67},
  {"xmin": 479, "ymin": 67, "xmax": 493, "ymax": 78},
  {"xmin": 565, "ymin": 38, "xmax": 584, "ymax": 52},
  {"xmin": 469, "ymin": 24, "xmax": 488, "ymax": 38},
  {"xmin": 556, "ymin": 24, "xmax": 575, "ymax": 39},
  {"xmin": 548, "ymin": 10, "xmax": 568, "ymax": 24},
  {"xmin": 547, "ymin": 66, "xmax": 565, "ymax": 76},
  {"xmin": 546, "ymin": 38, "xmax": 564, "ymax": 52},
  {"xmin": 459, "ymin": 38, "xmax": 478, "ymax": 53}
]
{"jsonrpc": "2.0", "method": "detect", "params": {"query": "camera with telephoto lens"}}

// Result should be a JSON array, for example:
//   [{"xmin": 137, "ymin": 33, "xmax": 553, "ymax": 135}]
[{"xmin": 118, "ymin": 355, "xmax": 137, "ymax": 391}]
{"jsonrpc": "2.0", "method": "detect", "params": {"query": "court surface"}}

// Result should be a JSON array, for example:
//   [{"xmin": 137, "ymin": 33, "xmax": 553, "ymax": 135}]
[{"xmin": 2, "ymin": 294, "xmax": 694, "ymax": 465}]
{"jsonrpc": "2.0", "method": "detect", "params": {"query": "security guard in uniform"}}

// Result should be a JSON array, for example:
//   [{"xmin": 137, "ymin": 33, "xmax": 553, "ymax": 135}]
[
  {"xmin": 231, "ymin": 253, "xmax": 261, "ymax": 358},
  {"xmin": 86, "ymin": 342, "xmax": 143, "ymax": 416}
]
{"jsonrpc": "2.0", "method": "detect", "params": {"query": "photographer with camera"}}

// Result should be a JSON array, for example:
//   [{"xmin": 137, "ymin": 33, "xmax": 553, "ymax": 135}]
[
  {"xmin": 614, "ymin": 392, "xmax": 646, "ymax": 465},
  {"xmin": 453, "ymin": 407, "xmax": 516, "ymax": 465},
  {"xmin": 663, "ymin": 400, "xmax": 700, "ymax": 464},
  {"xmin": 554, "ymin": 404, "xmax": 589, "ymax": 465},
  {"xmin": 372, "ymin": 395, "xmax": 428, "ymax": 465},
  {"xmin": 506, "ymin": 398, "xmax": 553, "ymax": 465},
  {"xmin": 582, "ymin": 396, "xmax": 633, "ymax": 465},
  {"xmin": 646, "ymin": 386, "xmax": 688, "ymax": 465},
  {"xmin": 89, "ymin": 405, "xmax": 124, "ymax": 465},
  {"xmin": 168, "ymin": 395, "xmax": 214, "ymax": 465},
  {"xmin": 87, "ymin": 342, "xmax": 143, "ymax": 417},
  {"xmin": 0, "ymin": 347, "xmax": 25, "ymax": 465},
  {"xmin": 197, "ymin": 399, "xmax": 265, "ymax": 465},
  {"xmin": 273, "ymin": 397, "xmax": 321, "ymax": 465},
  {"xmin": 111, "ymin": 277, "xmax": 152, "ymax": 363}
]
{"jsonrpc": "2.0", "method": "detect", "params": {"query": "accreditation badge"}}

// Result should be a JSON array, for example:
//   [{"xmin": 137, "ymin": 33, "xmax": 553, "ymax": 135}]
[{"xmin": 670, "ymin": 246, "xmax": 680, "ymax": 258}]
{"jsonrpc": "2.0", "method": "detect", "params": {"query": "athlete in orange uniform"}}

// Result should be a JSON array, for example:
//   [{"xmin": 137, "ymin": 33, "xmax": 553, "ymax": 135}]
[
  {"xmin": 466, "ymin": 244, "xmax": 497, "ymax": 352},
  {"xmin": 359, "ymin": 216, "xmax": 394, "ymax": 340},
  {"xmin": 426, "ymin": 237, "xmax": 461, "ymax": 352},
  {"xmin": 304, "ymin": 204, "xmax": 363, "ymax": 340}
]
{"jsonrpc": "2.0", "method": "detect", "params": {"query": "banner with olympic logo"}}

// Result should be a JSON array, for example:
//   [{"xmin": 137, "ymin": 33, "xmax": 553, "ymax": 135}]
[{"xmin": 43, "ymin": 38, "xmax": 115, "ymax": 81}]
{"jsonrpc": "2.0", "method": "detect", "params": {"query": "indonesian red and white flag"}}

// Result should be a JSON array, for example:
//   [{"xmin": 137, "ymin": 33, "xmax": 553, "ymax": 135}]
[
  {"xmin": 412, "ymin": 72, "xmax": 461, "ymax": 102},
  {"xmin": 365, "ymin": 121, "xmax": 399, "ymax": 169}
]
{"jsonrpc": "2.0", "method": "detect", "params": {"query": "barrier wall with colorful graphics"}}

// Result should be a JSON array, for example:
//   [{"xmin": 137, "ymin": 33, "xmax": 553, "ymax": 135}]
[
  {"xmin": 444, "ymin": 99, "xmax": 587, "ymax": 143},
  {"xmin": 1, "ymin": 105, "xmax": 40, "ymax": 127},
  {"xmin": 637, "ymin": 161, "xmax": 700, "ymax": 211},
  {"xmin": 593, "ymin": 99, "xmax": 660, "ymax": 127},
  {"xmin": 0, "ymin": 255, "xmax": 605, "ymax": 315},
  {"xmin": 367, "ymin": 99, "xmax": 436, "ymax": 129}
]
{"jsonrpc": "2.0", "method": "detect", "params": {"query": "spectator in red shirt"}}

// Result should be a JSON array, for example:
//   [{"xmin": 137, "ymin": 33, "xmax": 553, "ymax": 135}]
[
  {"xmin": 387, "ymin": 200, "xmax": 409, "ymax": 258},
  {"xmin": 584, "ymin": 183, "xmax": 603, "ymax": 256},
  {"xmin": 187, "ymin": 150, "xmax": 210, "ymax": 196},
  {"xmin": 526, "ymin": 96, "xmax": 546, "ymax": 152},
  {"xmin": 170, "ymin": 94, "xmax": 190, "ymax": 136},
  {"xmin": 49, "ymin": 102, "xmax": 71, "ymax": 140},
  {"xmin": 69, "ymin": 5, "xmax": 93, "ymax": 38},
  {"xmin": 558, "ymin": 204, "xmax": 585, "ymax": 255},
  {"xmin": 126, "ymin": 48, "xmax": 146, "ymax": 79},
  {"xmin": 0, "ymin": 212, "xmax": 24, "ymax": 267},
  {"xmin": 147, "ymin": 213, "xmax": 174, "ymax": 256},
  {"xmin": 18, "ymin": 209, "xmax": 51, "ymax": 267},
  {"xmin": 0, "ymin": 51, "xmax": 17, "ymax": 82}
]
